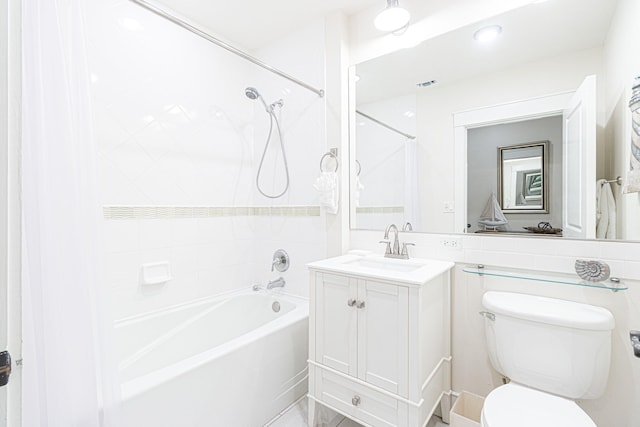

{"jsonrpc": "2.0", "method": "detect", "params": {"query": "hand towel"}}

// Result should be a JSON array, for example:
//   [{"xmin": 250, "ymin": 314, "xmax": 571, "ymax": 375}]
[
  {"xmin": 596, "ymin": 179, "xmax": 617, "ymax": 239},
  {"xmin": 314, "ymin": 171, "xmax": 339, "ymax": 214}
]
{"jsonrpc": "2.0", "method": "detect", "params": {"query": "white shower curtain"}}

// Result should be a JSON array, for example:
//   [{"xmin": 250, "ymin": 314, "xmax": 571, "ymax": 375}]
[{"xmin": 22, "ymin": 1, "xmax": 119, "ymax": 425}]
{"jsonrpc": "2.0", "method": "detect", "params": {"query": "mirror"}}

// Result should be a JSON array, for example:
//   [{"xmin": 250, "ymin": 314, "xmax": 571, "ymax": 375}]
[
  {"xmin": 498, "ymin": 142, "xmax": 548, "ymax": 213},
  {"xmin": 351, "ymin": 0, "xmax": 639, "ymax": 240}
]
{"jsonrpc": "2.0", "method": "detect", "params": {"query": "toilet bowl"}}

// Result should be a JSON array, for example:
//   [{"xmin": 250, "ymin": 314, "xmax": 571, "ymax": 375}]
[
  {"xmin": 480, "ymin": 291, "xmax": 614, "ymax": 427},
  {"xmin": 480, "ymin": 383, "xmax": 596, "ymax": 427}
]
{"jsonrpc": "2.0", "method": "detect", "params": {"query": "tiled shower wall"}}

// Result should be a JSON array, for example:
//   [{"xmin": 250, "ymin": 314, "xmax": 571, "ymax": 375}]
[{"xmin": 88, "ymin": 1, "xmax": 327, "ymax": 320}]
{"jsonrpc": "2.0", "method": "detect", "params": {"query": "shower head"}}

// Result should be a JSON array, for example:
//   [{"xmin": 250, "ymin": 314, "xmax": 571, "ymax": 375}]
[
  {"xmin": 245, "ymin": 86, "xmax": 272, "ymax": 113},
  {"xmin": 245, "ymin": 87, "xmax": 261, "ymax": 100}
]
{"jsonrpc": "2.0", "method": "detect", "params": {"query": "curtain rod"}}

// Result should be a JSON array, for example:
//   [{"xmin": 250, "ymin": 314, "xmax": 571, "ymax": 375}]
[
  {"xmin": 356, "ymin": 110, "xmax": 416, "ymax": 140},
  {"xmin": 128, "ymin": 0, "xmax": 325, "ymax": 98}
]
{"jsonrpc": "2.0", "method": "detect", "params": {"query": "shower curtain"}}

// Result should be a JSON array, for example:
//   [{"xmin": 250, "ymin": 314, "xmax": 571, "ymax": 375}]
[{"xmin": 22, "ymin": 0, "xmax": 119, "ymax": 425}]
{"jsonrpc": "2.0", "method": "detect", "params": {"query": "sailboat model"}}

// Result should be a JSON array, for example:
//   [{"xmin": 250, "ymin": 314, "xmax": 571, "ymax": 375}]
[{"xmin": 478, "ymin": 192, "xmax": 508, "ymax": 230}]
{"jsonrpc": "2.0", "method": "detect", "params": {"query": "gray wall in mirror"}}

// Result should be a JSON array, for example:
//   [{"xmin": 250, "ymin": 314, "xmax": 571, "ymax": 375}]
[
  {"xmin": 467, "ymin": 117, "xmax": 562, "ymax": 233},
  {"xmin": 350, "ymin": 0, "xmax": 640, "ymax": 241}
]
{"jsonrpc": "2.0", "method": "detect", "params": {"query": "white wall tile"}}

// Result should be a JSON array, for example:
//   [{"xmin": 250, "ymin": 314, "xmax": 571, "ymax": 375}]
[
  {"xmin": 91, "ymin": 1, "xmax": 326, "ymax": 319},
  {"xmin": 103, "ymin": 220, "xmax": 139, "ymax": 254}
]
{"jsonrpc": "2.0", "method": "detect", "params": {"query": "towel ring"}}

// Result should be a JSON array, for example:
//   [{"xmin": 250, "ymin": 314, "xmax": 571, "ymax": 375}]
[
  {"xmin": 355, "ymin": 160, "xmax": 361, "ymax": 177},
  {"xmin": 320, "ymin": 152, "xmax": 339, "ymax": 173}
]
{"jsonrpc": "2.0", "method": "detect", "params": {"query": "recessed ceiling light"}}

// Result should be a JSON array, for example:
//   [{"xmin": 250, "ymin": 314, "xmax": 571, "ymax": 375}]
[
  {"xmin": 473, "ymin": 25, "xmax": 502, "ymax": 43},
  {"xmin": 403, "ymin": 110, "xmax": 415, "ymax": 118},
  {"xmin": 118, "ymin": 17, "xmax": 143, "ymax": 32},
  {"xmin": 374, "ymin": 0, "xmax": 411, "ymax": 33}
]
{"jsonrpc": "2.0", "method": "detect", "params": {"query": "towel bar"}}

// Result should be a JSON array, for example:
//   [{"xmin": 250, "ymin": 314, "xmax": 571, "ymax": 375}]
[
  {"xmin": 320, "ymin": 150, "xmax": 339, "ymax": 172},
  {"xmin": 601, "ymin": 176, "xmax": 622, "ymax": 185}
]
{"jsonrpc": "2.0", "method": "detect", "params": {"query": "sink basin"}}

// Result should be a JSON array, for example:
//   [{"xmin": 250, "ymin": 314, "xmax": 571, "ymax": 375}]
[
  {"xmin": 307, "ymin": 254, "xmax": 454, "ymax": 286},
  {"xmin": 344, "ymin": 257, "xmax": 424, "ymax": 273}
]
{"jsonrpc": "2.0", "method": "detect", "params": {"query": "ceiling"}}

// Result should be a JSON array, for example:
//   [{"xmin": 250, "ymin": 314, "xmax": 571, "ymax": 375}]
[
  {"xmin": 153, "ymin": 0, "xmax": 375, "ymax": 50},
  {"xmin": 356, "ymin": 0, "xmax": 619, "ymax": 104}
]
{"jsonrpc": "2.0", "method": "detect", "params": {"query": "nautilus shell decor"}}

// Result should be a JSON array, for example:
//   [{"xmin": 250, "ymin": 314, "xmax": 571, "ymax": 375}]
[{"xmin": 575, "ymin": 260, "xmax": 611, "ymax": 282}]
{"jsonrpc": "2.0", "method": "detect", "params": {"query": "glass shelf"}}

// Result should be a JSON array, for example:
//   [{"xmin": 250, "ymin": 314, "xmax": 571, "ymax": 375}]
[{"xmin": 462, "ymin": 265, "xmax": 628, "ymax": 292}]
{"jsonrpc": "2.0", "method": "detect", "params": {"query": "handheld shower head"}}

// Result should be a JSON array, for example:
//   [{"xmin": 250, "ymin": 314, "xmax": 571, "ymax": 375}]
[
  {"xmin": 245, "ymin": 87, "xmax": 261, "ymax": 100},
  {"xmin": 245, "ymin": 86, "xmax": 273, "ymax": 113}
]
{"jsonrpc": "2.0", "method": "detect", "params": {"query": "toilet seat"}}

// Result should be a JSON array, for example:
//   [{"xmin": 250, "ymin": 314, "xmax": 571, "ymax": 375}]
[{"xmin": 481, "ymin": 383, "xmax": 597, "ymax": 427}]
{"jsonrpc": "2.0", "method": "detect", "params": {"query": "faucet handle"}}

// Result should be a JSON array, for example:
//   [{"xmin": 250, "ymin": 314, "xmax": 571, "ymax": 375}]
[
  {"xmin": 401, "ymin": 242, "xmax": 415, "ymax": 256},
  {"xmin": 379, "ymin": 240, "xmax": 392, "ymax": 254}
]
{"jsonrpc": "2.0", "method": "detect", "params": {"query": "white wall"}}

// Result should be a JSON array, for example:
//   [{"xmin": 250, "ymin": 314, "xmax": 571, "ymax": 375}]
[
  {"xmin": 250, "ymin": 20, "xmax": 328, "ymax": 298},
  {"xmin": 89, "ymin": 1, "xmax": 327, "ymax": 319}
]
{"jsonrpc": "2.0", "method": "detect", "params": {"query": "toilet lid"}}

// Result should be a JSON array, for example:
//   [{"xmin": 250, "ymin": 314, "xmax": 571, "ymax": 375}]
[{"xmin": 481, "ymin": 384, "xmax": 597, "ymax": 427}]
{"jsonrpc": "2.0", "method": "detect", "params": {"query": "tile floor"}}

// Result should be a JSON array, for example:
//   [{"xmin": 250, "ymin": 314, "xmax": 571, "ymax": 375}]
[{"xmin": 266, "ymin": 397, "xmax": 448, "ymax": 427}]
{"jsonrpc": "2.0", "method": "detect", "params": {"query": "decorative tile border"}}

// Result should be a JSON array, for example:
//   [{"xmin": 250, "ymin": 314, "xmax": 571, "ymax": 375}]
[
  {"xmin": 103, "ymin": 205, "xmax": 321, "ymax": 220},
  {"xmin": 356, "ymin": 206, "xmax": 404, "ymax": 214}
]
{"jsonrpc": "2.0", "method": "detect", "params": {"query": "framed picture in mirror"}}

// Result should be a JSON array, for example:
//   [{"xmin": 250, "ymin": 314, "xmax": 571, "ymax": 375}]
[{"xmin": 497, "ymin": 141, "xmax": 549, "ymax": 213}]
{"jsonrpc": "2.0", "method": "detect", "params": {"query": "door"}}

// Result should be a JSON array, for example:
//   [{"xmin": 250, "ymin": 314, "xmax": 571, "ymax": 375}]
[
  {"xmin": 315, "ymin": 273, "xmax": 358, "ymax": 376},
  {"xmin": 563, "ymin": 75, "xmax": 597, "ymax": 238},
  {"xmin": 0, "ymin": 0, "xmax": 22, "ymax": 424},
  {"xmin": 357, "ymin": 279, "xmax": 409, "ymax": 397}
]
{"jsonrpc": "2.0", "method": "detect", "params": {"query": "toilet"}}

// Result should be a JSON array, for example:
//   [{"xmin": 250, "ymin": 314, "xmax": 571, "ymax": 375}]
[{"xmin": 480, "ymin": 291, "xmax": 615, "ymax": 427}]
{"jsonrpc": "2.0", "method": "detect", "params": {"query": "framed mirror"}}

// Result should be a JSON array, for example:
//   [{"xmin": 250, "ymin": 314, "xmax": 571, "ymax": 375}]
[
  {"xmin": 350, "ymin": 0, "xmax": 639, "ymax": 241},
  {"xmin": 497, "ymin": 141, "xmax": 548, "ymax": 213}
]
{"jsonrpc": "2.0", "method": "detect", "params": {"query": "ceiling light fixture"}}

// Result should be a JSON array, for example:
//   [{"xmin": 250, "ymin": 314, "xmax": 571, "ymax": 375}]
[
  {"xmin": 374, "ymin": 0, "xmax": 411, "ymax": 33},
  {"xmin": 473, "ymin": 25, "xmax": 502, "ymax": 43}
]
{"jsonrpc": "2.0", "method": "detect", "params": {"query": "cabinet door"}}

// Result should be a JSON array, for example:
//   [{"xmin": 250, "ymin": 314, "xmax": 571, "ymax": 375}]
[
  {"xmin": 357, "ymin": 280, "xmax": 409, "ymax": 397},
  {"xmin": 315, "ymin": 273, "xmax": 358, "ymax": 376}
]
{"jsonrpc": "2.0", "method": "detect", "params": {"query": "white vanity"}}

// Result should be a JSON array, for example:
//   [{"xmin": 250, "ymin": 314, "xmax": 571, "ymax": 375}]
[{"xmin": 307, "ymin": 254, "xmax": 454, "ymax": 427}]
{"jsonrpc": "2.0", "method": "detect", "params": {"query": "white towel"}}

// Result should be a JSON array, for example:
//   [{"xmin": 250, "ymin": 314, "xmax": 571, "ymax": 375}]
[
  {"xmin": 355, "ymin": 175, "xmax": 364, "ymax": 208},
  {"xmin": 314, "ymin": 171, "xmax": 339, "ymax": 214},
  {"xmin": 596, "ymin": 179, "xmax": 617, "ymax": 239}
]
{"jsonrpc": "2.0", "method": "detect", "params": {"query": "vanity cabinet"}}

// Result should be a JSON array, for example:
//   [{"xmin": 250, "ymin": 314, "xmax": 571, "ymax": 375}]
[
  {"xmin": 315, "ymin": 273, "xmax": 409, "ymax": 396},
  {"xmin": 307, "ymin": 255, "xmax": 454, "ymax": 427}
]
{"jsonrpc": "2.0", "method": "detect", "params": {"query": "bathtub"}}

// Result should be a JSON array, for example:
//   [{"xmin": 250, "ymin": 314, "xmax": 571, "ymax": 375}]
[{"xmin": 116, "ymin": 289, "xmax": 309, "ymax": 427}]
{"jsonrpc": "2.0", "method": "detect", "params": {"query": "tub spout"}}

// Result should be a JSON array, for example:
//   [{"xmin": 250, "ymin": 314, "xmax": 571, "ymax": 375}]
[{"xmin": 266, "ymin": 277, "xmax": 285, "ymax": 290}]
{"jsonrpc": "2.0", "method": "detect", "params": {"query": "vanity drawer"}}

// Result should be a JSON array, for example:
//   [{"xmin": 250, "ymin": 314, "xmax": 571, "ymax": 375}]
[{"xmin": 317, "ymin": 369, "xmax": 407, "ymax": 427}]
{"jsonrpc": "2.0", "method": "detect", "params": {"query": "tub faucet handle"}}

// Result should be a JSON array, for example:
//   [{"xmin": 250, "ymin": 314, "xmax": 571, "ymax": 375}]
[{"xmin": 271, "ymin": 249, "xmax": 289, "ymax": 272}]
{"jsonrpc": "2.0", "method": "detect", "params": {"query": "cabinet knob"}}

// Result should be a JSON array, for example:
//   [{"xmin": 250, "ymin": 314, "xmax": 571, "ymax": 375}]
[
  {"xmin": 352, "ymin": 395, "xmax": 361, "ymax": 406},
  {"xmin": 347, "ymin": 299, "xmax": 357, "ymax": 307},
  {"xmin": 356, "ymin": 301, "xmax": 365, "ymax": 309}
]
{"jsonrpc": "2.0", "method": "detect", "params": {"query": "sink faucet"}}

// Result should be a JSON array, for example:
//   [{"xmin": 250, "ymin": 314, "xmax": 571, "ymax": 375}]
[
  {"xmin": 380, "ymin": 223, "xmax": 414, "ymax": 259},
  {"xmin": 384, "ymin": 224, "xmax": 400, "ymax": 255},
  {"xmin": 266, "ymin": 277, "xmax": 285, "ymax": 290}
]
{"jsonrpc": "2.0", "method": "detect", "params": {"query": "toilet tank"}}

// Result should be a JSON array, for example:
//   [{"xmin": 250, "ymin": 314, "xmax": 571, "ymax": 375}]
[{"xmin": 482, "ymin": 291, "xmax": 614, "ymax": 399}]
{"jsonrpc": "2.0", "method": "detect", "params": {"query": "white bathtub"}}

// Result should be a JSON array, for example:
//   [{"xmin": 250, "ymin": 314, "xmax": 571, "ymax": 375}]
[{"xmin": 116, "ymin": 289, "xmax": 309, "ymax": 427}]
